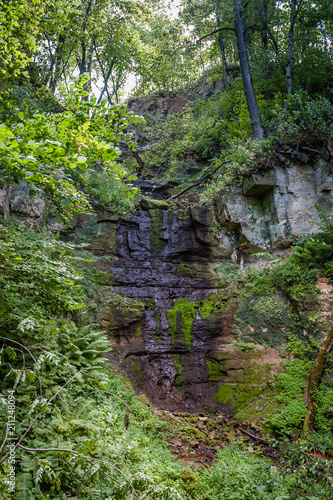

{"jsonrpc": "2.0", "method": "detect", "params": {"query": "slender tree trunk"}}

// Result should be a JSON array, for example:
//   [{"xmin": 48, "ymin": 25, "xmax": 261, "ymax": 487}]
[
  {"xmin": 51, "ymin": 34, "xmax": 66, "ymax": 92},
  {"xmin": 217, "ymin": 17, "xmax": 231, "ymax": 91},
  {"xmin": 261, "ymin": 0, "xmax": 268, "ymax": 48},
  {"xmin": 286, "ymin": 0, "xmax": 303, "ymax": 105},
  {"xmin": 234, "ymin": 0, "xmax": 264, "ymax": 140},
  {"xmin": 77, "ymin": 0, "xmax": 93, "ymax": 99},
  {"xmin": 78, "ymin": 41, "xmax": 87, "ymax": 75},
  {"xmin": 304, "ymin": 323, "xmax": 333, "ymax": 431},
  {"xmin": 286, "ymin": 0, "xmax": 296, "ymax": 98},
  {"xmin": 4, "ymin": 186, "xmax": 11, "ymax": 220},
  {"xmin": 97, "ymin": 61, "xmax": 114, "ymax": 104}
]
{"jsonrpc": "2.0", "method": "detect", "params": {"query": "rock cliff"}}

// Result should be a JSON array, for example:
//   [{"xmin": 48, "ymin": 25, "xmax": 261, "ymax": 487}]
[
  {"xmin": 2, "ymin": 158, "xmax": 333, "ymax": 423},
  {"xmin": 72, "ymin": 157, "xmax": 333, "ymax": 422}
]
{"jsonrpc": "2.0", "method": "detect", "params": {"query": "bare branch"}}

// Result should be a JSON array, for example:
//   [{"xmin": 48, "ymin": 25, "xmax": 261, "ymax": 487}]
[
  {"xmin": 197, "ymin": 27, "xmax": 234, "ymax": 43},
  {"xmin": 0, "ymin": 371, "xmax": 83, "ymax": 465},
  {"xmin": 0, "ymin": 424, "xmax": 9, "ymax": 458},
  {"xmin": 167, "ymin": 160, "xmax": 232, "ymax": 200}
]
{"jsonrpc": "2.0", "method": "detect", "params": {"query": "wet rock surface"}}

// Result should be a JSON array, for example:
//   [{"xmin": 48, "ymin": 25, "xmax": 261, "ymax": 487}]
[
  {"xmin": 103, "ymin": 204, "xmax": 238, "ymax": 410},
  {"xmin": 75, "ymin": 200, "xmax": 283, "ymax": 416},
  {"xmin": 72, "ymin": 159, "xmax": 333, "ymax": 417}
]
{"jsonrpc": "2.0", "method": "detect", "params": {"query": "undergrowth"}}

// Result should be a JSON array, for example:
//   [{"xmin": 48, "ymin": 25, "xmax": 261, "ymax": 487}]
[{"xmin": 0, "ymin": 220, "xmax": 186, "ymax": 498}]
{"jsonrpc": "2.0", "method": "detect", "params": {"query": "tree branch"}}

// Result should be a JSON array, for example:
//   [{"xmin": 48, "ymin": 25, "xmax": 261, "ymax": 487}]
[
  {"xmin": 0, "ymin": 371, "xmax": 83, "ymax": 465},
  {"xmin": 304, "ymin": 323, "xmax": 333, "ymax": 431},
  {"xmin": 254, "ymin": 4, "xmax": 279, "ymax": 53},
  {"xmin": 167, "ymin": 160, "xmax": 232, "ymax": 201},
  {"xmin": 197, "ymin": 27, "xmax": 234, "ymax": 43}
]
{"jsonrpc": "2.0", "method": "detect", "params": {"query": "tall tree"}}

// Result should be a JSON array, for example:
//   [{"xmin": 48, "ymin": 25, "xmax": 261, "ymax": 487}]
[
  {"xmin": 234, "ymin": 0, "xmax": 264, "ymax": 139},
  {"xmin": 286, "ymin": 0, "xmax": 304, "ymax": 99}
]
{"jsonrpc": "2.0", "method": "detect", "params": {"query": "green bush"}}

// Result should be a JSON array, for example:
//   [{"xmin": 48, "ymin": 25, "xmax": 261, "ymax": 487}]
[
  {"xmin": 83, "ymin": 170, "xmax": 140, "ymax": 214},
  {"xmin": 190, "ymin": 444, "xmax": 295, "ymax": 500}
]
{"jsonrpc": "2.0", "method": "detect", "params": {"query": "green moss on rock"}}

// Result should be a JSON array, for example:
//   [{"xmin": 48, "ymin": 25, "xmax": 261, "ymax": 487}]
[
  {"xmin": 216, "ymin": 384, "xmax": 235, "ymax": 404},
  {"xmin": 166, "ymin": 295, "xmax": 235, "ymax": 349},
  {"xmin": 141, "ymin": 198, "xmax": 170, "ymax": 210},
  {"xmin": 149, "ymin": 209, "xmax": 165, "ymax": 256},
  {"xmin": 167, "ymin": 298, "xmax": 196, "ymax": 349},
  {"xmin": 172, "ymin": 354, "xmax": 184, "ymax": 386},
  {"xmin": 235, "ymin": 293, "xmax": 293, "ymax": 347}
]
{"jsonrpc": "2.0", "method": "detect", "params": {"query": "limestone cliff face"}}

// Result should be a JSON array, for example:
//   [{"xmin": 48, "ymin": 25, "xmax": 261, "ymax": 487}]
[
  {"xmin": 3, "ymin": 159, "xmax": 333, "ymax": 421},
  {"xmin": 214, "ymin": 159, "xmax": 333, "ymax": 256},
  {"xmin": 67, "ymin": 158, "xmax": 332, "ymax": 422}
]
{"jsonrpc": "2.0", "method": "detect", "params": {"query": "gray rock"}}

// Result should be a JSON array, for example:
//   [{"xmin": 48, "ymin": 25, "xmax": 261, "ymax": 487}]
[
  {"xmin": 0, "ymin": 184, "xmax": 45, "ymax": 219},
  {"xmin": 215, "ymin": 160, "xmax": 333, "ymax": 254}
]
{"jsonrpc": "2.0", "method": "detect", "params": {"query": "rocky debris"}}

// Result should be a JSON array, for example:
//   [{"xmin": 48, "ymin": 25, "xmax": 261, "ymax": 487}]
[
  {"xmin": 127, "ymin": 78, "xmax": 225, "ymax": 120},
  {"xmin": 142, "ymin": 403, "xmax": 276, "ymax": 468}
]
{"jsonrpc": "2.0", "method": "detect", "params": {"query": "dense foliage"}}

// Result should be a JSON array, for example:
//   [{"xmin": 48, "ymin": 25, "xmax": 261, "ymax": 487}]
[{"xmin": 0, "ymin": 221, "xmax": 186, "ymax": 498}]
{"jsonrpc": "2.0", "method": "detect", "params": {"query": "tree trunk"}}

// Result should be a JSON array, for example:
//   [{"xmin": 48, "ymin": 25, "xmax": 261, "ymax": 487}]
[
  {"xmin": 4, "ymin": 186, "xmax": 11, "ymax": 220},
  {"xmin": 286, "ymin": 0, "xmax": 296, "ymax": 99},
  {"xmin": 51, "ymin": 34, "xmax": 66, "ymax": 92},
  {"xmin": 286, "ymin": 0, "xmax": 303, "ymax": 104},
  {"xmin": 304, "ymin": 323, "xmax": 333, "ymax": 432},
  {"xmin": 97, "ymin": 61, "xmax": 114, "ymax": 104},
  {"xmin": 261, "ymin": 0, "xmax": 268, "ymax": 48},
  {"xmin": 217, "ymin": 17, "xmax": 231, "ymax": 91},
  {"xmin": 234, "ymin": 0, "xmax": 264, "ymax": 140}
]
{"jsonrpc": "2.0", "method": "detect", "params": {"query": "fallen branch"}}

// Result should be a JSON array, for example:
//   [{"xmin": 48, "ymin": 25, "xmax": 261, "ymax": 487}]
[
  {"xmin": 167, "ymin": 160, "xmax": 231, "ymax": 201},
  {"xmin": 304, "ymin": 323, "xmax": 333, "ymax": 431},
  {"xmin": 239, "ymin": 427, "xmax": 268, "ymax": 443}
]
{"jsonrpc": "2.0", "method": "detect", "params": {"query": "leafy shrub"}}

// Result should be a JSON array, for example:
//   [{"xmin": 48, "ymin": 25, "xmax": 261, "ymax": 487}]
[
  {"xmin": 83, "ymin": 170, "xmax": 139, "ymax": 214},
  {"xmin": 268, "ymin": 359, "xmax": 311, "ymax": 436},
  {"xmin": 0, "ymin": 75, "xmax": 142, "ymax": 221},
  {"xmin": 190, "ymin": 444, "xmax": 295, "ymax": 500}
]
